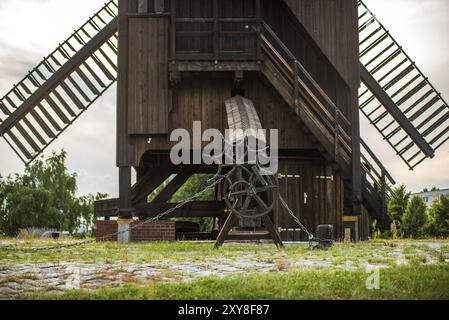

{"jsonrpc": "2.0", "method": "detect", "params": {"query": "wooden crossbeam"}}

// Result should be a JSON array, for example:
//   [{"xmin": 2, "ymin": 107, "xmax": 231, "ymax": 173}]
[
  {"xmin": 152, "ymin": 167, "xmax": 194, "ymax": 203},
  {"xmin": 95, "ymin": 199, "xmax": 225, "ymax": 218}
]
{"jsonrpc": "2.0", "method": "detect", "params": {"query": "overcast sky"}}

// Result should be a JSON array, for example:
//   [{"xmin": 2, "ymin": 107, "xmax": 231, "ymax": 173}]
[{"xmin": 0, "ymin": 0, "xmax": 448, "ymax": 197}]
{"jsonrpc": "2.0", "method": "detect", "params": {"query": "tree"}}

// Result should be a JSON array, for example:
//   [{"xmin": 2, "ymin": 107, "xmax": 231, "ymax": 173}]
[
  {"xmin": 425, "ymin": 195, "xmax": 449, "ymax": 238},
  {"xmin": 387, "ymin": 185, "xmax": 410, "ymax": 226},
  {"xmin": 0, "ymin": 150, "xmax": 106, "ymax": 237},
  {"xmin": 171, "ymin": 174, "xmax": 215, "ymax": 232},
  {"xmin": 401, "ymin": 196, "xmax": 427, "ymax": 239}
]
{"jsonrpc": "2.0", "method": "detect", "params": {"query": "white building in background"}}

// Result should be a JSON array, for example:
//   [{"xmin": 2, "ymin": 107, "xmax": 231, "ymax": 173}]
[{"xmin": 412, "ymin": 188, "xmax": 449, "ymax": 208}]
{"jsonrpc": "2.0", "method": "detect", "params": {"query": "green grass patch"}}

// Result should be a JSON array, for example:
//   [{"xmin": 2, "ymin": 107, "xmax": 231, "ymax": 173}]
[
  {"xmin": 19, "ymin": 264, "xmax": 449, "ymax": 300},
  {"xmin": 0, "ymin": 240, "xmax": 445, "ymax": 269}
]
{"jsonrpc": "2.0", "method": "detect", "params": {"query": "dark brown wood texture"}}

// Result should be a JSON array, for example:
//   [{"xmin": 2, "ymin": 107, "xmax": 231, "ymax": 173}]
[
  {"xmin": 114, "ymin": 0, "xmax": 368, "ymax": 238},
  {"xmin": 173, "ymin": 0, "xmax": 259, "ymax": 61},
  {"xmin": 127, "ymin": 17, "xmax": 169, "ymax": 134},
  {"xmin": 274, "ymin": 159, "xmax": 345, "ymax": 241},
  {"xmin": 264, "ymin": 0, "xmax": 356, "ymax": 119},
  {"xmin": 282, "ymin": 0, "xmax": 359, "ymax": 89},
  {"xmin": 128, "ymin": 75, "xmax": 315, "ymax": 166}
]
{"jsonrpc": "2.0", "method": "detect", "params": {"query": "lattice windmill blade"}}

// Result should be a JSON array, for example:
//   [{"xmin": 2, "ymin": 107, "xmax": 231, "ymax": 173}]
[
  {"xmin": 0, "ymin": 0, "xmax": 119, "ymax": 165},
  {"xmin": 358, "ymin": 0, "xmax": 449, "ymax": 170}
]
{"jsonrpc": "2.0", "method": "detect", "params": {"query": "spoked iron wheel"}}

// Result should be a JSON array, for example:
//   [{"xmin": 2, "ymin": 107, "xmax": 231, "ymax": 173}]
[{"xmin": 222, "ymin": 165, "xmax": 278, "ymax": 220}]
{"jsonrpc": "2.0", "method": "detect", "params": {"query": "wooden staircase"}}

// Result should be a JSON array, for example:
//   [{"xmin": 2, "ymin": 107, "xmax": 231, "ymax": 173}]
[{"xmin": 259, "ymin": 22, "xmax": 395, "ymax": 220}]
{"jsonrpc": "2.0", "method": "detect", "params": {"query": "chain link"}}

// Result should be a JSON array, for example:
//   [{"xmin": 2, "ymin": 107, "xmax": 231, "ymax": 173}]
[
  {"xmin": 278, "ymin": 193, "xmax": 314, "ymax": 241},
  {"xmin": 0, "ymin": 177, "xmax": 224, "ymax": 253},
  {"xmin": 1, "ymin": 163, "xmax": 317, "ymax": 252}
]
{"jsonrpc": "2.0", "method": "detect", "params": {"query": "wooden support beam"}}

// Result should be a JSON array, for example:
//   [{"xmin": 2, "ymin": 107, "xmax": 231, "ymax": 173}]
[
  {"xmin": 95, "ymin": 199, "xmax": 225, "ymax": 218},
  {"xmin": 214, "ymin": 213, "xmax": 238, "ymax": 248},
  {"xmin": 169, "ymin": 61, "xmax": 261, "ymax": 73},
  {"xmin": 225, "ymin": 233, "xmax": 272, "ymax": 241},
  {"xmin": 262, "ymin": 215, "xmax": 284, "ymax": 248},
  {"xmin": 118, "ymin": 166, "xmax": 133, "ymax": 217},
  {"xmin": 132, "ymin": 166, "xmax": 177, "ymax": 204},
  {"xmin": 170, "ymin": 0, "xmax": 176, "ymax": 60},
  {"xmin": 135, "ymin": 201, "xmax": 225, "ymax": 218},
  {"xmin": 152, "ymin": 168, "xmax": 194, "ymax": 203},
  {"xmin": 214, "ymin": 212, "xmax": 284, "ymax": 248}
]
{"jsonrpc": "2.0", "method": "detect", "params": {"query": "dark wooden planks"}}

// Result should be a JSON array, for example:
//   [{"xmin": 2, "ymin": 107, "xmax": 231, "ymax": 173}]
[
  {"xmin": 274, "ymin": 158, "xmax": 345, "ymax": 241},
  {"xmin": 281, "ymin": 0, "xmax": 359, "ymax": 89},
  {"xmin": 127, "ymin": 17, "xmax": 169, "ymax": 134}
]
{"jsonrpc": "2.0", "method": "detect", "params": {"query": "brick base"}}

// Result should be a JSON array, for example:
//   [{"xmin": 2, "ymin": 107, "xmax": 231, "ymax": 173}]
[{"xmin": 96, "ymin": 220, "xmax": 175, "ymax": 242}]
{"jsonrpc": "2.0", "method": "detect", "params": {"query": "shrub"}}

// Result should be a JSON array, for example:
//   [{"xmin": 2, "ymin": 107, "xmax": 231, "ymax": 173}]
[
  {"xmin": 387, "ymin": 185, "xmax": 410, "ymax": 226},
  {"xmin": 425, "ymin": 195, "xmax": 449, "ymax": 238},
  {"xmin": 401, "ymin": 196, "xmax": 427, "ymax": 239}
]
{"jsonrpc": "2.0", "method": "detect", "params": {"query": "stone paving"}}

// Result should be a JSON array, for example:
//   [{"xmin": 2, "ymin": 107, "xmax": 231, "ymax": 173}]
[{"xmin": 0, "ymin": 242, "xmax": 448, "ymax": 299}]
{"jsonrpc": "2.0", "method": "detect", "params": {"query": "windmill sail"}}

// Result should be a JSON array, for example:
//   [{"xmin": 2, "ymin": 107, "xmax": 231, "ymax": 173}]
[
  {"xmin": 358, "ymin": 0, "xmax": 449, "ymax": 170},
  {"xmin": 0, "ymin": 0, "xmax": 118, "ymax": 164}
]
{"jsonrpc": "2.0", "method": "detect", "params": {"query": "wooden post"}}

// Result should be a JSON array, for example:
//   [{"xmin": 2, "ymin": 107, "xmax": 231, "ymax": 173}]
[
  {"xmin": 335, "ymin": 108, "xmax": 340, "ymax": 161},
  {"xmin": 118, "ymin": 166, "xmax": 133, "ymax": 243},
  {"xmin": 381, "ymin": 170, "xmax": 387, "ymax": 226},
  {"xmin": 293, "ymin": 60, "xmax": 299, "ymax": 105},
  {"xmin": 117, "ymin": 218, "xmax": 134, "ymax": 243},
  {"xmin": 351, "ymin": 91, "xmax": 362, "ymax": 216},
  {"xmin": 119, "ymin": 166, "xmax": 132, "ymax": 214},
  {"xmin": 213, "ymin": 0, "xmax": 219, "ymax": 62},
  {"xmin": 170, "ymin": 0, "xmax": 176, "ymax": 61},
  {"xmin": 255, "ymin": 0, "xmax": 262, "ymax": 61},
  {"xmin": 343, "ymin": 215, "xmax": 359, "ymax": 242},
  {"xmin": 391, "ymin": 222, "xmax": 398, "ymax": 240},
  {"xmin": 344, "ymin": 228, "xmax": 351, "ymax": 243}
]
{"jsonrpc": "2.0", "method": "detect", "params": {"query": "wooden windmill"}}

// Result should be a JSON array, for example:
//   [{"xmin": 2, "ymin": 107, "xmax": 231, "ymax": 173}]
[{"xmin": 0, "ymin": 0, "xmax": 448, "ymax": 244}]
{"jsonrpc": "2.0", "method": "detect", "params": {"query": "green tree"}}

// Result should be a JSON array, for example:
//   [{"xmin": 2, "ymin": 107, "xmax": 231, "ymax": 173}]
[
  {"xmin": 425, "ymin": 195, "xmax": 449, "ymax": 238},
  {"xmin": 0, "ymin": 150, "xmax": 106, "ymax": 237},
  {"xmin": 401, "ymin": 196, "xmax": 427, "ymax": 239},
  {"xmin": 387, "ymin": 185, "xmax": 410, "ymax": 225},
  {"xmin": 171, "ymin": 174, "xmax": 215, "ymax": 232}
]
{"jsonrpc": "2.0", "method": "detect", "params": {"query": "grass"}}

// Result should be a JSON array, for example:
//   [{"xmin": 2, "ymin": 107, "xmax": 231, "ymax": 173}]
[
  {"xmin": 19, "ymin": 264, "xmax": 449, "ymax": 300},
  {"xmin": 2, "ymin": 238, "xmax": 449, "ymax": 300},
  {"xmin": 1, "ymin": 239, "xmax": 448, "ymax": 268}
]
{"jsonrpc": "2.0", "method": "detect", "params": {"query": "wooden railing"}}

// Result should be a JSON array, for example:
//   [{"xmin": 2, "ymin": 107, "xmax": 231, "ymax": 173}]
[
  {"xmin": 260, "ymin": 22, "xmax": 353, "ymax": 167},
  {"xmin": 360, "ymin": 139, "xmax": 396, "ymax": 218},
  {"xmin": 259, "ymin": 22, "xmax": 396, "ymax": 217}
]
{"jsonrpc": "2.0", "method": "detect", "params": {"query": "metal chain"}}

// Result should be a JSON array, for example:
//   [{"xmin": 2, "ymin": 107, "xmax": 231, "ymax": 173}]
[
  {"xmin": 1, "ymin": 163, "xmax": 317, "ymax": 252},
  {"xmin": 0, "ymin": 177, "xmax": 224, "ymax": 253},
  {"xmin": 278, "ymin": 193, "xmax": 314, "ymax": 241}
]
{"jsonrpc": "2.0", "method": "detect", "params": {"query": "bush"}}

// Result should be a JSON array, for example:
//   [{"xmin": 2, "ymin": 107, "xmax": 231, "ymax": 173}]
[
  {"xmin": 387, "ymin": 185, "xmax": 410, "ymax": 226},
  {"xmin": 0, "ymin": 150, "xmax": 106, "ymax": 237},
  {"xmin": 425, "ymin": 195, "xmax": 449, "ymax": 238},
  {"xmin": 401, "ymin": 196, "xmax": 427, "ymax": 239}
]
